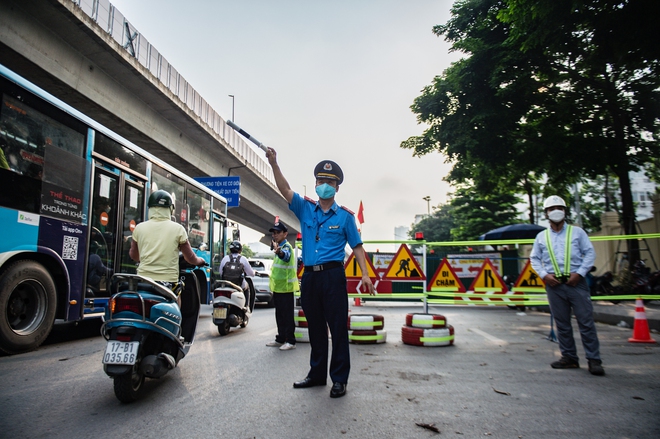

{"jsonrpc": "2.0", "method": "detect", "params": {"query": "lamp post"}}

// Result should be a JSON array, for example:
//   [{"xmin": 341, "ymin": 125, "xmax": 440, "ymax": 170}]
[
  {"xmin": 422, "ymin": 196, "xmax": 431, "ymax": 215},
  {"xmin": 228, "ymin": 94, "xmax": 235, "ymax": 121}
]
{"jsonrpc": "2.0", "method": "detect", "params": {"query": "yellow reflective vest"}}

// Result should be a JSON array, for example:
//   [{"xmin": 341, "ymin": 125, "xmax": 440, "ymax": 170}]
[{"xmin": 269, "ymin": 240, "xmax": 299, "ymax": 293}]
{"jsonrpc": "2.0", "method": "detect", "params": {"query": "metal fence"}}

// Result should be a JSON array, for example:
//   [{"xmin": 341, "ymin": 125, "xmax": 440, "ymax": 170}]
[{"xmin": 71, "ymin": 0, "xmax": 275, "ymax": 185}]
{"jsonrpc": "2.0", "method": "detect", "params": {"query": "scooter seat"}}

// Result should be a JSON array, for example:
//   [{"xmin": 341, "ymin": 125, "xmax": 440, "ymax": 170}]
[{"xmin": 114, "ymin": 281, "xmax": 174, "ymax": 300}]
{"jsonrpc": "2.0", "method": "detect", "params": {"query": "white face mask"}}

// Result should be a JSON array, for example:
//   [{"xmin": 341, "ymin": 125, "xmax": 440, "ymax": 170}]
[{"xmin": 547, "ymin": 210, "xmax": 565, "ymax": 223}]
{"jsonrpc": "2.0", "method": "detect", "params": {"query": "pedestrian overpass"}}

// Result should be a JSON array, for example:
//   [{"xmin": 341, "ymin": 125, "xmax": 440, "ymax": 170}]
[{"xmin": 0, "ymin": 0, "xmax": 299, "ymax": 239}]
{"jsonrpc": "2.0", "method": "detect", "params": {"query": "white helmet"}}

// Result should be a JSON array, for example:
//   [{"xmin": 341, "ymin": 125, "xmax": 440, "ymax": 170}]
[{"xmin": 543, "ymin": 195, "xmax": 566, "ymax": 209}]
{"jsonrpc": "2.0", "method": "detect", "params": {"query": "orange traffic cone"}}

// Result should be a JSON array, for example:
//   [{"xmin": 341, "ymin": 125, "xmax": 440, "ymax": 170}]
[
  {"xmin": 354, "ymin": 297, "xmax": 362, "ymax": 307},
  {"xmin": 628, "ymin": 298, "xmax": 657, "ymax": 344}
]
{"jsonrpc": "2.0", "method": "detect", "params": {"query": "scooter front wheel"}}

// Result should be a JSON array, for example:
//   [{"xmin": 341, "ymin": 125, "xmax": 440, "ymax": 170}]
[
  {"xmin": 113, "ymin": 367, "xmax": 145, "ymax": 403},
  {"xmin": 217, "ymin": 320, "xmax": 231, "ymax": 336}
]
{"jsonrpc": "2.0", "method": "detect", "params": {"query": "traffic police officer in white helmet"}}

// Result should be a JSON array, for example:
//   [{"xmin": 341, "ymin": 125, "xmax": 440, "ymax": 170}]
[{"xmin": 530, "ymin": 195, "xmax": 604, "ymax": 375}]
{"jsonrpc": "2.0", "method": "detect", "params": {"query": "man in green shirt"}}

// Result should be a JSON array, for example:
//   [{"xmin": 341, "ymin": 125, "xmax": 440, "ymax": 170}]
[{"xmin": 129, "ymin": 190, "xmax": 206, "ymax": 303}]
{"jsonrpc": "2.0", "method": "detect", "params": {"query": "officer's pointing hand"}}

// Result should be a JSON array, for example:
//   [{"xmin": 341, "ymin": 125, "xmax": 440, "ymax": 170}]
[{"xmin": 361, "ymin": 275, "xmax": 376, "ymax": 295}]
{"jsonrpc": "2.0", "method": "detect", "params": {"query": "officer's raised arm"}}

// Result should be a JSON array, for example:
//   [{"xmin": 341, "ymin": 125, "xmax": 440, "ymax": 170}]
[{"xmin": 265, "ymin": 147, "xmax": 294, "ymax": 204}]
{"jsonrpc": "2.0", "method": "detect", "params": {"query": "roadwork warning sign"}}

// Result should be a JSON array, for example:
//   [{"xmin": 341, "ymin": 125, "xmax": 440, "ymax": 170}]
[
  {"xmin": 382, "ymin": 244, "xmax": 426, "ymax": 281},
  {"xmin": 468, "ymin": 258, "xmax": 508, "ymax": 292},
  {"xmin": 344, "ymin": 252, "xmax": 378, "ymax": 279},
  {"xmin": 512, "ymin": 260, "xmax": 545, "ymax": 292},
  {"xmin": 427, "ymin": 258, "xmax": 465, "ymax": 292}
]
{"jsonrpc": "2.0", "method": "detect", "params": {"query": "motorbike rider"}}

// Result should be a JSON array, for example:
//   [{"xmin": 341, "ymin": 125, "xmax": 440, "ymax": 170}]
[
  {"xmin": 219, "ymin": 240, "xmax": 255, "ymax": 308},
  {"xmin": 129, "ymin": 190, "xmax": 206, "ymax": 303}
]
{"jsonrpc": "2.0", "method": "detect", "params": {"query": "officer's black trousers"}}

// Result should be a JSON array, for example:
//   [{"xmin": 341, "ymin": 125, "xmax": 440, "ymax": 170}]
[{"xmin": 300, "ymin": 267, "xmax": 350, "ymax": 384}]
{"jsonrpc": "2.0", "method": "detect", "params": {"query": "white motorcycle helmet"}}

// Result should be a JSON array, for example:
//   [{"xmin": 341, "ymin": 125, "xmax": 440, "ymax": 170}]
[{"xmin": 543, "ymin": 195, "xmax": 566, "ymax": 210}]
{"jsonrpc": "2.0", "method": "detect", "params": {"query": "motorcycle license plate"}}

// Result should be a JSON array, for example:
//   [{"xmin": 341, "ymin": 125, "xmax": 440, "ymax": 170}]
[
  {"xmin": 103, "ymin": 341, "xmax": 139, "ymax": 365},
  {"xmin": 213, "ymin": 307, "xmax": 227, "ymax": 319}
]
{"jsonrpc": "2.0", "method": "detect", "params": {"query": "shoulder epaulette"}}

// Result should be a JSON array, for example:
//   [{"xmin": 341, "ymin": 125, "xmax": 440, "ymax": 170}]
[
  {"xmin": 341, "ymin": 205, "xmax": 354, "ymax": 215},
  {"xmin": 304, "ymin": 196, "xmax": 316, "ymax": 204}
]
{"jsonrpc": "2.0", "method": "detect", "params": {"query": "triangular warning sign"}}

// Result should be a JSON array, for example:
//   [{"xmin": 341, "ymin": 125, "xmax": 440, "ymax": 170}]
[
  {"xmin": 512, "ymin": 260, "xmax": 545, "ymax": 292},
  {"xmin": 427, "ymin": 258, "xmax": 466, "ymax": 292},
  {"xmin": 468, "ymin": 258, "xmax": 507, "ymax": 292},
  {"xmin": 382, "ymin": 244, "xmax": 426, "ymax": 280},
  {"xmin": 297, "ymin": 264, "xmax": 304, "ymax": 279},
  {"xmin": 344, "ymin": 252, "xmax": 378, "ymax": 279}
]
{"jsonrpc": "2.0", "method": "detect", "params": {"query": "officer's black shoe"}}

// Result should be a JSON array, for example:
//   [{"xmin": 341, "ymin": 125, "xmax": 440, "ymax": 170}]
[
  {"xmin": 330, "ymin": 382, "xmax": 346, "ymax": 398},
  {"xmin": 293, "ymin": 377, "xmax": 326, "ymax": 388}
]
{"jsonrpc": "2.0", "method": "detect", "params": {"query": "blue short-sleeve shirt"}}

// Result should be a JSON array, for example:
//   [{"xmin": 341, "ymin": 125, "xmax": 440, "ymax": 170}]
[{"xmin": 289, "ymin": 192, "xmax": 362, "ymax": 266}]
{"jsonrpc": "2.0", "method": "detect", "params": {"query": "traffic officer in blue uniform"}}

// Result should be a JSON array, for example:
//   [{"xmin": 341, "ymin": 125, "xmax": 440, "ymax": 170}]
[{"xmin": 266, "ymin": 147, "xmax": 375, "ymax": 398}]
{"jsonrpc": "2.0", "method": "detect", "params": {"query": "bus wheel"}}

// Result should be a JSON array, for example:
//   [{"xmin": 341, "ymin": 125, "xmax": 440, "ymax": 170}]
[
  {"xmin": 0, "ymin": 260, "xmax": 57, "ymax": 354},
  {"xmin": 113, "ymin": 368, "xmax": 145, "ymax": 403}
]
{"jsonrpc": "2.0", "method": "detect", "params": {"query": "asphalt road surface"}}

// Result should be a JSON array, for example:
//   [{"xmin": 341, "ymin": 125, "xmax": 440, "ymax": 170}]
[{"xmin": 1, "ymin": 303, "xmax": 658, "ymax": 439}]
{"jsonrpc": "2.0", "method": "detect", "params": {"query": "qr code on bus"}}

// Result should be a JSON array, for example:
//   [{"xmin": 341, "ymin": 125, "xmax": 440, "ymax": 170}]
[{"xmin": 62, "ymin": 236, "xmax": 79, "ymax": 260}]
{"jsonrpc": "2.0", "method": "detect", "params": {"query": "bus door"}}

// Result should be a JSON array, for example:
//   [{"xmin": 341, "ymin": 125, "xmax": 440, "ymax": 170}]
[
  {"xmin": 88, "ymin": 161, "xmax": 145, "ymax": 298},
  {"xmin": 211, "ymin": 212, "xmax": 225, "ymax": 286}
]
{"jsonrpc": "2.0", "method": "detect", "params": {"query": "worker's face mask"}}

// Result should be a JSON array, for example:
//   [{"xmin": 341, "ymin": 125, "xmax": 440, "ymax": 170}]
[
  {"xmin": 315, "ymin": 183, "xmax": 336, "ymax": 200},
  {"xmin": 547, "ymin": 209, "xmax": 565, "ymax": 223}
]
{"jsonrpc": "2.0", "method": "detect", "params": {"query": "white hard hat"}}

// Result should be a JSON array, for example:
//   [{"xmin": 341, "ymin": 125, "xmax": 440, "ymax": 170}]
[{"xmin": 543, "ymin": 195, "xmax": 566, "ymax": 209}]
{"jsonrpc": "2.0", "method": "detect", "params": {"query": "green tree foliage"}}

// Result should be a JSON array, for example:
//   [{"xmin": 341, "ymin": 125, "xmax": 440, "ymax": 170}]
[
  {"xmin": 409, "ymin": 203, "xmax": 461, "ymax": 252},
  {"xmin": 402, "ymin": 0, "xmax": 660, "ymax": 262},
  {"xmin": 410, "ymin": 185, "xmax": 520, "ymax": 247},
  {"xmin": 241, "ymin": 245, "xmax": 255, "ymax": 259},
  {"xmin": 401, "ymin": 0, "xmax": 549, "ymax": 223},
  {"xmin": 449, "ymin": 185, "xmax": 521, "ymax": 241},
  {"xmin": 578, "ymin": 176, "xmax": 621, "ymax": 233}
]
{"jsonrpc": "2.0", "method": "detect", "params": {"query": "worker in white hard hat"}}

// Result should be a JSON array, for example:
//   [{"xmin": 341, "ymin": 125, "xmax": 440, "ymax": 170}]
[{"xmin": 530, "ymin": 195, "xmax": 604, "ymax": 376}]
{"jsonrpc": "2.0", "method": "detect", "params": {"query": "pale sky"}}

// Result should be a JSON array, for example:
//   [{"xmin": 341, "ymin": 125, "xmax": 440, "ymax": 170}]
[{"xmin": 109, "ymin": 0, "xmax": 461, "ymax": 249}]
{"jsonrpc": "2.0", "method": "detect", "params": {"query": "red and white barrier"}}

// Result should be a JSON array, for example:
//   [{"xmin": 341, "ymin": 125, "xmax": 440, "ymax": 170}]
[
  {"xmin": 348, "ymin": 329, "xmax": 387, "ymax": 344},
  {"xmin": 294, "ymin": 326, "xmax": 310, "ymax": 343},
  {"xmin": 401, "ymin": 325, "xmax": 455, "ymax": 347},
  {"xmin": 347, "ymin": 314, "xmax": 385, "ymax": 330},
  {"xmin": 405, "ymin": 313, "xmax": 447, "ymax": 329},
  {"xmin": 294, "ymin": 308, "xmax": 307, "ymax": 327}
]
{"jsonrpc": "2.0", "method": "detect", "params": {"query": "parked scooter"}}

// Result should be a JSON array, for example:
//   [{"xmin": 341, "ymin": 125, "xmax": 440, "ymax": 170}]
[
  {"xmin": 628, "ymin": 259, "xmax": 660, "ymax": 303},
  {"xmin": 212, "ymin": 277, "xmax": 255, "ymax": 335},
  {"xmin": 589, "ymin": 261, "xmax": 660, "ymax": 304},
  {"xmin": 101, "ymin": 256, "xmax": 205, "ymax": 403}
]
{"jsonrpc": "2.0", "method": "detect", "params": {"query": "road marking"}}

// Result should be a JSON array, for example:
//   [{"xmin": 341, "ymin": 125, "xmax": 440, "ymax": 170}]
[{"xmin": 470, "ymin": 328, "xmax": 508, "ymax": 345}]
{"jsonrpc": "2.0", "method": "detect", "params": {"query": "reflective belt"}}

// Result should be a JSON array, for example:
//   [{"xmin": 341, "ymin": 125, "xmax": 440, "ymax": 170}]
[
  {"xmin": 545, "ymin": 225, "xmax": 573, "ymax": 277},
  {"xmin": 412, "ymin": 317, "xmax": 446, "ymax": 326},
  {"xmin": 420, "ymin": 335, "xmax": 454, "ymax": 343}
]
